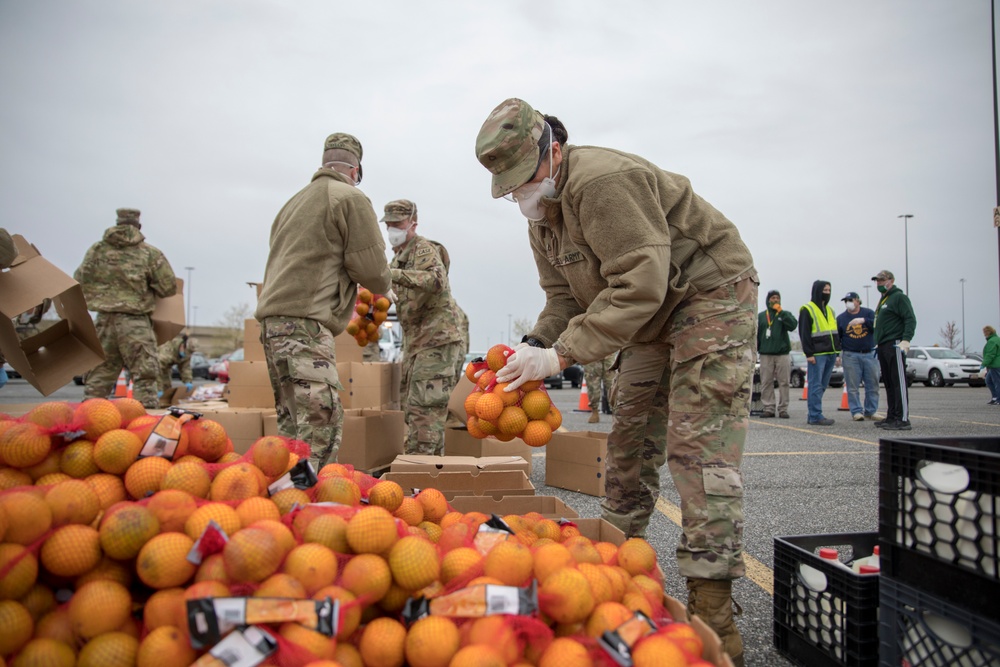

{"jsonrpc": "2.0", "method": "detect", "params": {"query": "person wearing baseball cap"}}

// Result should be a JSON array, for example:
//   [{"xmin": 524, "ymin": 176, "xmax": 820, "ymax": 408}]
[
  {"xmin": 836, "ymin": 291, "xmax": 879, "ymax": 421},
  {"xmin": 757, "ymin": 290, "xmax": 798, "ymax": 418},
  {"xmin": 255, "ymin": 132, "xmax": 394, "ymax": 468},
  {"xmin": 871, "ymin": 269, "xmax": 916, "ymax": 430},
  {"xmin": 475, "ymin": 98, "xmax": 757, "ymax": 665}
]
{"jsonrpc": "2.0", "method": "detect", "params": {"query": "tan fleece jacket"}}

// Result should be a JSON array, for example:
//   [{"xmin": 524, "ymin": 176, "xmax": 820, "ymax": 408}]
[
  {"xmin": 527, "ymin": 144, "xmax": 755, "ymax": 364},
  {"xmin": 255, "ymin": 169, "xmax": 392, "ymax": 334}
]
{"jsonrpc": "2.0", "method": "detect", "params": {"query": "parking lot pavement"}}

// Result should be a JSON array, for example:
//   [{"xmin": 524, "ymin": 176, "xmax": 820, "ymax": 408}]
[{"xmin": 4, "ymin": 379, "xmax": 999, "ymax": 666}]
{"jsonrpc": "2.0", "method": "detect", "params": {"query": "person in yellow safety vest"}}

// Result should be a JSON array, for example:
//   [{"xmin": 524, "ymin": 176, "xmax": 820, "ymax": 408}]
[{"xmin": 798, "ymin": 281, "xmax": 842, "ymax": 425}]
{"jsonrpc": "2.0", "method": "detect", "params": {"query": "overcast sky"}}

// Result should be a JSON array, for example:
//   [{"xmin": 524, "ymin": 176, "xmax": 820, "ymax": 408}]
[{"xmin": 2, "ymin": 1, "xmax": 999, "ymax": 355}]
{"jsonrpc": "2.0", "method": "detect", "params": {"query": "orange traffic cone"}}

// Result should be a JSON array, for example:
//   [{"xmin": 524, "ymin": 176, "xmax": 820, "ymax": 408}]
[
  {"xmin": 127, "ymin": 379, "xmax": 134, "ymax": 399},
  {"xmin": 799, "ymin": 375, "xmax": 808, "ymax": 401},
  {"xmin": 114, "ymin": 370, "xmax": 129, "ymax": 397},
  {"xmin": 837, "ymin": 384, "xmax": 850, "ymax": 411},
  {"xmin": 575, "ymin": 379, "xmax": 590, "ymax": 412}
]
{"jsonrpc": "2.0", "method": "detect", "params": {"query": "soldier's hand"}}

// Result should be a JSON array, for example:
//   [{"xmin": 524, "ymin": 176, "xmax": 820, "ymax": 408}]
[
  {"xmin": 185, "ymin": 382, "xmax": 193, "ymax": 391},
  {"xmin": 386, "ymin": 289, "xmax": 398, "ymax": 306},
  {"xmin": 495, "ymin": 347, "xmax": 560, "ymax": 392}
]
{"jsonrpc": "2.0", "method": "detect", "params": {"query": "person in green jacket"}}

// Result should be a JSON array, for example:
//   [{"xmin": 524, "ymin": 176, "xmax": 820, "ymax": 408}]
[
  {"xmin": 980, "ymin": 325, "xmax": 1000, "ymax": 404},
  {"xmin": 871, "ymin": 269, "xmax": 917, "ymax": 430},
  {"xmin": 757, "ymin": 290, "xmax": 797, "ymax": 418}
]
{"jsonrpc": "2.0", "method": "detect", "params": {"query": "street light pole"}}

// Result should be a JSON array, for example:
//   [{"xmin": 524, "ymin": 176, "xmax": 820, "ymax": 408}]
[
  {"xmin": 862, "ymin": 285, "xmax": 872, "ymax": 308},
  {"xmin": 897, "ymin": 214, "xmax": 914, "ymax": 294},
  {"xmin": 184, "ymin": 266, "xmax": 195, "ymax": 330},
  {"xmin": 960, "ymin": 278, "xmax": 967, "ymax": 354}
]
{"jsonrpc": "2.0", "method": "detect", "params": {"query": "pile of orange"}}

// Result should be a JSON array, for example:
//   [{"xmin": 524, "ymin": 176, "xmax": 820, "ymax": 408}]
[
  {"xmin": 0, "ymin": 398, "xmax": 716, "ymax": 667},
  {"xmin": 344, "ymin": 286, "xmax": 392, "ymax": 348},
  {"xmin": 463, "ymin": 344, "xmax": 563, "ymax": 447}
]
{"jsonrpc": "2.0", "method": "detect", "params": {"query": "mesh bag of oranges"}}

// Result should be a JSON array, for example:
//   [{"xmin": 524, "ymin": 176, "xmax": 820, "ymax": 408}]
[
  {"xmin": 344, "ymin": 286, "xmax": 391, "ymax": 348},
  {"xmin": 463, "ymin": 344, "xmax": 563, "ymax": 447}
]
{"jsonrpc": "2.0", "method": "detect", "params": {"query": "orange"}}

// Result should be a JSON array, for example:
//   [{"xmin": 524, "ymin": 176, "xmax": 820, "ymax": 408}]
[
  {"xmin": 378, "ymin": 581, "xmax": 411, "ymax": 614},
  {"xmin": 0, "ymin": 467, "xmax": 33, "ymax": 489},
  {"xmin": 565, "ymin": 535, "xmax": 603, "ymax": 565},
  {"xmin": 475, "ymin": 392, "xmax": 504, "ymax": 421},
  {"xmin": 161, "ymin": 460, "xmax": 211, "ymax": 498},
  {"xmin": 93, "ymin": 429, "xmax": 143, "ymax": 474},
  {"xmin": 534, "ymin": 518, "xmax": 562, "ymax": 541},
  {"xmin": 251, "ymin": 436, "xmax": 290, "ymax": 477},
  {"xmin": 493, "ymin": 382, "xmax": 522, "ymax": 407},
  {"xmin": 184, "ymin": 419, "xmax": 228, "ymax": 462},
  {"xmin": 24, "ymin": 401, "xmax": 75, "ymax": 430},
  {"xmin": 312, "ymin": 585, "xmax": 361, "ymax": 640},
  {"xmin": 463, "ymin": 391, "xmax": 481, "ymax": 420},
  {"xmin": 594, "ymin": 541, "xmax": 619, "ymax": 564},
  {"xmin": 388, "ymin": 535, "xmax": 440, "ymax": 590},
  {"xmin": 85, "ymin": 472, "xmax": 127, "ymax": 510},
  {"xmin": 659, "ymin": 622, "xmax": 705, "ymax": 660},
  {"xmin": 223, "ymin": 527, "xmax": 283, "ymax": 583},
  {"xmin": 143, "ymin": 589, "xmax": 186, "ymax": 630},
  {"xmin": 346, "ymin": 505, "xmax": 399, "ymax": 554},
  {"xmin": 255, "ymin": 572, "xmax": 306, "ymax": 599},
  {"xmin": 146, "ymin": 488, "xmax": 198, "ymax": 533},
  {"xmin": 497, "ymin": 406, "xmax": 529, "ymax": 435},
  {"xmin": 76, "ymin": 631, "xmax": 138, "ymax": 667},
  {"xmin": 127, "ymin": 414, "xmax": 161, "ymax": 444},
  {"xmin": 577, "ymin": 562, "xmax": 614, "ymax": 605},
  {"xmin": 248, "ymin": 518, "xmax": 296, "ymax": 555},
  {"xmin": 357, "ymin": 288, "xmax": 373, "ymax": 304},
  {"xmin": 44, "ymin": 478, "xmax": 101, "ymax": 526},
  {"xmin": 415, "ymin": 488, "xmax": 448, "ymax": 523},
  {"xmin": 270, "ymin": 487, "xmax": 310, "ymax": 515},
  {"xmin": 486, "ymin": 344, "xmax": 512, "ymax": 372},
  {"xmin": 313, "ymin": 475, "xmax": 361, "ymax": 505},
  {"xmin": 391, "ymin": 496, "xmax": 423, "ymax": 527},
  {"xmin": 585, "ymin": 601, "xmax": 634, "ymax": 638},
  {"xmin": 124, "ymin": 456, "xmax": 172, "ymax": 499},
  {"xmin": 111, "ymin": 397, "xmax": 146, "ymax": 426},
  {"xmin": 622, "ymin": 590, "xmax": 654, "ymax": 617},
  {"xmin": 476, "ymin": 369, "xmax": 497, "ymax": 390},
  {"xmin": 33, "ymin": 608, "xmax": 74, "ymax": 646},
  {"xmin": 40, "ymin": 524, "xmax": 101, "ymax": 577},
  {"xmin": 0, "ymin": 422, "xmax": 51, "ymax": 468},
  {"xmin": 630, "ymin": 574, "xmax": 665, "ymax": 612},
  {"xmin": 418, "ymin": 520, "xmax": 442, "ymax": 543},
  {"xmin": 0, "ymin": 543, "xmax": 38, "ymax": 599},
  {"xmin": 368, "ymin": 480, "xmax": 404, "ymax": 512},
  {"xmin": 465, "ymin": 415, "xmax": 488, "ymax": 439},
  {"xmin": 10, "ymin": 637, "xmax": 76, "ymax": 667},
  {"xmin": 464, "ymin": 615, "xmax": 520, "ymax": 664},
  {"xmin": 339, "ymin": 553, "xmax": 392, "ymax": 603},
  {"xmin": 450, "ymin": 645, "xmax": 507, "ymax": 667},
  {"xmin": 282, "ymin": 543, "xmax": 338, "ymax": 595},
  {"xmin": 281, "ymin": 622, "xmax": 336, "ymax": 660},
  {"xmin": 374, "ymin": 295, "xmax": 390, "ymax": 311},
  {"xmin": 25, "ymin": 450, "xmax": 64, "ymax": 481},
  {"xmin": 484, "ymin": 538, "xmax": 534, "ymax": 586},
  {"xmin": 440, "ymin": 547, "xmax": 483, "ymax": 586},
  {"xmin": 0, "ymin": 600, "xmax": 33, "ymax": 656},
  {"xmin": 137, "ymin": 625, "xmax": 197, "ymax": 667},
  {"xmin": 544, "ymin": 405, "xmax": 563, "ymax": 431},
  {"xmin": 185, "ymin": 502, "xmax": 242, "ymax": 540},
  {"xmin": 185, "ymin": 579, "xmax": 231, "ymax": 600},
  {"xmin": 76, "ymin": 555, "xmax": 133, "ymax": 588},
  {"xmin": 303, "ymin": 512, "xmax": 350, "ymax": 552},
  {"xmin": 18, "ymin": 582, "xmax": 55, "ymax": 620},
  {"xmin": 74, "ymin": 398, "xmax": 123, "ymax": 440},
  {"xmin": 405, "ymin": 616, "xmax": 460, "ymax": 667},
  {"xmin": 358, "ymin": 617, "xmax": 406, "ymax": 667},
  {"xmin": 0, "ymin": 490, "xmax": 52, "ymax": 545},
  {"xmin": 59, "ymin": 439, "xmax": 100, "ymax": 478},
  {"xmin": 100, "ymin": 502, "xmax": 160, "ymax": 559},
  {"xmin": 195, "ymin": 553, "xmax": 230, "ymax": 584},
  {"xmin": 136, "ymin": 533, "xmax": 197, "ymax": 589},
  {"xmin": 522, "ymin": 419, "xmax": 553, "ymax": 447},
  {"xmin": 539, "ymin": 566, "xmax": 595, "ymax": 624},
  {"xmin": 538, "ymin": 637, "xmax": 593, "ymax": 667},
  {"xmin": 617, "ymin": 537, "xmax": 657, "ymax": 576},
  {"xmin": 67, "ymin": 580, "xmax": 131, "ymax": 640},
  {"xmin": 520, "ymin": 390, "xmax": 551, "ymax": 420},
  {"xmin": 210, "ymin": 462, "xmax": 263, "ymax": 501},
  {"xmin": 236, "ymin": 495, "xmax": 281, "ymax": 527},
  {"xmin": 631, "ymin": 634, "xmax": 690, "ymax": 667}
]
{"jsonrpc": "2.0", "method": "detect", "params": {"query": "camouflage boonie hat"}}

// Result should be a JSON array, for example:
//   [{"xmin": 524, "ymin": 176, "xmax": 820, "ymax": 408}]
[
  {"xmin": 476, "ymin": 98, "xmax": 545, "ymax": 199},
  {"xmin": 116, "ymin": 208, "xmax": 141, "ymax": 225},
  {"xmin": 323, "ymin": 132, "xmax": 363, "ymax": 180},
  {"xmin": 381, "ymin": 199, "xmax": 417, "ymax": 223},
  {"xmin": 871, "ymin": 269, "xmax": 895, "ymax": 281}
]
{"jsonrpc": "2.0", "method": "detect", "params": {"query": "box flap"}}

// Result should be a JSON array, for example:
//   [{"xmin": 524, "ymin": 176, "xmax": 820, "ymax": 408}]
[
  {"xmin": 447, "ymin": 495, "xmax": 579, "ymax": 519},
  {"xmin": 151, "ymin": 278, "xmax": 185, "ymax": 345},
  {"xmin": 389, "ymin": 455, "xmax": 529, "ymax": 474},
  {"xmin": 381, "ymin": 470, "xmax": 534, "ymax": 500}
]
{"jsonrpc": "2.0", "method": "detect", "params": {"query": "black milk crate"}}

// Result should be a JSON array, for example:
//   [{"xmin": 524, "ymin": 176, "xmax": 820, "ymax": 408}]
[
  {"xmin": 878, "ymin": 436, "xmax": 999, "ymax": 618},
  {"xmin": 878, "ymin": 575, "xmax": 1000, "ymax": 667},
  {"xmin": 773, "ymin": 533, "xmax": 881, "ymax": 667}
]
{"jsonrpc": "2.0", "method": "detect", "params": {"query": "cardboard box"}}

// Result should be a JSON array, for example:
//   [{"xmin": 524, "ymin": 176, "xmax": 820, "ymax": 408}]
[
  {"xmin": 244, "ymin": 319, "xmax": 264, "ymax": 362},
  {"xmin": 161, "ymin": 384, "xmax": 192, "ymax": 406},
  {"xmin": 225, "ymin": 360, "xmax": 275, "ymax": 409},
  {"xmin": 546, "ymin": 430, "xmax": 608, "ymax": 496},
  {"xmin": 339, "ymin": 408, "xmax": 405, "ymax": 471},
  {"xmin": 444, "ymin": 428, "xmax": 534, "ymax": 473},
  {"xmin": 447, "ymin": 374, "xmax": 476, "ymax": 425},
  {"xmin": 381, "ymin": 470, "xmax": 534, "ymax": 500},
  {"xmin": 447, "ymin": 495, "xmax": 579, "ymax": 519},
  {"xmin": 0, "ymin": 235, "xmax": 105, "ymax": 396},
  {"xmin": 334, "ymin": 331, "xmax": 364, "ymax": 364},
  {"xmin": 151, "ymin": 278, "xmax": 186, "ymax": 345},
  {"xmin": 262, "ymin": 412, "xmax": 277, "ymax": 436},
  {"xmin": 389, "ymin": 455, "xmax": 530, "ymax": 477},
  {"xmin": 568, "ymin": 518, "xmax": 626, "ymax": 545},
  {"xmin": 338, "ymin": 362, "xmax": 393, "ymax": 409}
]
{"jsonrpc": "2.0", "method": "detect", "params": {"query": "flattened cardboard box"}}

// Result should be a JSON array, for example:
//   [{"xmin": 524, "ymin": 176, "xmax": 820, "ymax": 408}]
[
  {"xmin": 337, "ymin": 362, "xmax": 393, "ymax": 410},
  {"xmin": 447, "ymin": 495, "xmax": 578, "ymax": 519},
  {"xmin": 390, "ymin": 455, "xmax": 530, "ymax": 477},
  {"xmin": 545, "ymin": 430, "xmax": 608, "ymax": 497},
  {"xmin": 444, "ymin": 428, "xmax": 533, "ymax": 473},
  {"xmin": 0, "ymin": 235, "xmax": 105, "ymax": 396},
  {"xmin": 334, "ymin": 330, "xmax": 363, "ymax": 364},
  {"xmin": 244, "ymin": 318, "xmax": 264, "ymax": 362},
  {"xmin": 225, "ymin": 360, "xmax": 275, "ymax": 409},
  {"xmin": 446, "ymin": 374, "xmax": 476, "ymax": 426},
  {"xmin": 150, "ymin": 277, "xmax": 186, "ymax": 345},
  {"xmin": 339, "ymin": 408, "xmax": 404, "ymax": 471},
  {"xmin": 381, "ymin": 470, "xmax": 534, "ymax": 501}
]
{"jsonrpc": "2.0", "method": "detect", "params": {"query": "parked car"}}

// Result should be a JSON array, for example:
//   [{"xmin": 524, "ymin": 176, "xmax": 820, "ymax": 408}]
[
  {"xmin": 906, "ymin": 346, "xmax": 985, "ymax": 387},
  {"xmin": 2, "ymin": 362, "xmax": 20, "ymax": 379},
  {"xmin": 786, "ymin": 351, "xmax": 844, "ymax": 389},
  {"xmin": 213, "ymin": 348, "xmax": 244, "ymax": 384},
  {"xmin": 172, "ymin": 352, "xmax": 211, "ymax": 380}
]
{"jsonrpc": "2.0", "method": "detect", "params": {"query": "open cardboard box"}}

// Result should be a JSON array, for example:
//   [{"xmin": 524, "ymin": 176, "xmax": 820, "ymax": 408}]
[
  {"xmin": 545, "ymin": 430, "xmax": 608, "ymax": 496},
  {"xmin": 381, "ymin": 470, "xmax": 534, "ymax": 500},
  {"xmin": 0, "ymin": 235, "xmax": 105, "ymax": 395},
  {"xmin": 444, "ymin": 427, "xmax": 534, "ymax": 472},
  {"xmin": 389, "ymin": 454, "xmax": 530, "ymax": 477},
  {"xmin": 447, "ymin": 495, "xmax": 578, "ymax": 519}
]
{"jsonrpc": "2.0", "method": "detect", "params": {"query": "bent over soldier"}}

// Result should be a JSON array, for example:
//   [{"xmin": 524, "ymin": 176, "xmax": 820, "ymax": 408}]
[
  {"xmin": 158, "ymin": 333, "xmax": 194, "ymax": 402},
  {"xmin": 383, "ymin": 199, "xmax": 465, "ymax": 455},
  {"xmin": 75, "ymin": 209, "xmax": 177, "ymax": 408},
  {"xmin": 255, "ymin": 133, "xmax": 393, "ymax": 468}
]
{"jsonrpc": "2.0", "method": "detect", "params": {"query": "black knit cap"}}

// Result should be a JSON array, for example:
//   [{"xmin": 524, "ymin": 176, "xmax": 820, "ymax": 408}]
[{"xmin": 766, "ymin": 290, "xmax": 781, "ymax": 301}]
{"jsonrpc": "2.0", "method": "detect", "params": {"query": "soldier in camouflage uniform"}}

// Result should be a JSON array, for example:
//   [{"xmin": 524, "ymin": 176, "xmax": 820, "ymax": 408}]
[
  {"xmin": 583, "ymin": 352, "xmax": 617, "ymax": 423},
  {"xmin": 383, "ymin": 199, "xmax": 465, "ymax": 456},
  {"xmin": 74, "ymin": 209, "xmax": 177, "ymax": 409},
  {"xmin": 476, "ymin": 99, "xmax": 757, "ymax": 666},
  {"xmin": 255, "ymin": 133, "xmax": 393, "ymax": 468},
  {"xmin": 158, "ymin": 333, "xmax": 194, "ymax": 399}
]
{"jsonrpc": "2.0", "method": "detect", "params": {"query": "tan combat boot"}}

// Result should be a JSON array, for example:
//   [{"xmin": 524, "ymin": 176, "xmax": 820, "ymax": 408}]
[
  {"xmin": 588, "ymin": 409, "xmax": 600, "ymax": 423},
  {"xmin": 687, "ymin": 578, "xmax": 744, "ymax": 667}
]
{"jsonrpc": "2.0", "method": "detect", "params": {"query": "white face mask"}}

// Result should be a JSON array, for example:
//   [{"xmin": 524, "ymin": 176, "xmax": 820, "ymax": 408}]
[
  {"xmin": 323, "ymin": 161, "xmax": 360, "ymax": 186},
  {"xmin": 511, "ymin": 125, "xmax": 559, "ymax": 221},
  {"xmin": 387, "ymin": 223, "xmax": 412, "ymax": 248},
  {"xmin": 847, "ymin": 301, "xmax": 859, "ymax": 313}
]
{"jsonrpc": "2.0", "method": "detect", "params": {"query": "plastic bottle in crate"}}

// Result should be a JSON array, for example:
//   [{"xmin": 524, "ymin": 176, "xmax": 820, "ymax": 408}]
[{"xmin": 850, "ymin": 545, "xmax": 880, "ymax": 573}]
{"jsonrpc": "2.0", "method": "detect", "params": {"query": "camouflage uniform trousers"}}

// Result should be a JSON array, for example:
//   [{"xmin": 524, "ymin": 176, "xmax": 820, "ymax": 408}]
[
  {"xmin": 85, "ymin": 313, "xmax": 161, "ymax": 409},
  {"xmin": 584, "ymin": 355, "xmax": 617, "ymax": 412},
  {"xmin": 401, "ymin": 341, "xmax": 464, "ymax": 455},
  {"xmin": 260, "ymin": 316, "xmax": 344, "ymax": 469},
  {"xmin": 361, "ymin": 341, "xmax": 381, "ymax": 362},
  {"xmin": 602, "ymin": 276, "xmax": 757, "ymax": 581}
]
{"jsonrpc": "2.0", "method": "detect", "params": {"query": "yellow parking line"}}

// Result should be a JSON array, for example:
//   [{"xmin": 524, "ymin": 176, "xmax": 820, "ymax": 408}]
[
  {"xmin": 752, "ymin": 422, "xmax": 878, "ymax": 446},
  {"xmin": 656, "ymin": 497, "xmax": 774, "ymax": 596}
]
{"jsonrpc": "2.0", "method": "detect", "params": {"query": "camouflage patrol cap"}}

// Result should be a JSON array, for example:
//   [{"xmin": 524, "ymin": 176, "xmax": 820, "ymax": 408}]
[
  {"xmin": 871, "ymin": 269, "xmax": 895, "ymax": 281},
  {"xmin": 116, "ymin": 208, "xmax": 141, "ymax": 225},
  {"xmin": 381, "ymin": 199, "xmax": 417, "ymax": 223},
  {"xmin": 476, "ymin": 98, "xmax": 546, "ymax": 199},
  {"xmin": 323, "ymin": 132, "xmax": 363, "ymax": 181}
]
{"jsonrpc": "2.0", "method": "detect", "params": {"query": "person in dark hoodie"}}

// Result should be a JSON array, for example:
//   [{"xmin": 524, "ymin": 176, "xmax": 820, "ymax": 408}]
[
  {"xmin": 75, "ymin": 209, "xmax": 177, "ymax": 408},
  {"xmin": 757, "ymin": 290, "xmax": 797, "ymax": 418},
  {"xmin": 871, "ymin": 269, "xmax": 916, "ymax": 430},
  {"xmin": 798, "ymin": 280, "xmax": 841, "ymax": 425}
]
